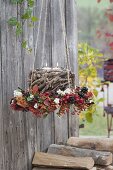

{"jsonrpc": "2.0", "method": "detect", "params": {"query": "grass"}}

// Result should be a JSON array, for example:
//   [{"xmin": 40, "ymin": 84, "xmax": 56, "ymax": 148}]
[{"xmin": 80, "ymin": 107, "xmax": 110, "ymax": 136}]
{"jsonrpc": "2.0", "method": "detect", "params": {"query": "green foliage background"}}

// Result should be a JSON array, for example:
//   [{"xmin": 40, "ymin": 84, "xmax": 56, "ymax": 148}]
[
  {"xmin": 78, "ymin": 43, "xmax": 104, "ymax": 123},
  {"xmin": 77, "ymin": 0, "xmax": 109, "ymax": 9}
]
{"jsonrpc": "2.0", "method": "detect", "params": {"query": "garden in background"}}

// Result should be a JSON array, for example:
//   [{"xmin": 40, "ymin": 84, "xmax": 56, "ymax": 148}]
[{"xmin": 78, "ymin": 0, "xmax": 113, "ymax": 136}]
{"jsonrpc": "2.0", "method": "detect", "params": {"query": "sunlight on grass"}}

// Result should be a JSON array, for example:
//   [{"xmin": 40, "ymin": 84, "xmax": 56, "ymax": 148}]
[{"xmin": 80, "ymin": 107, "xmax": 110, "ymax": 136}]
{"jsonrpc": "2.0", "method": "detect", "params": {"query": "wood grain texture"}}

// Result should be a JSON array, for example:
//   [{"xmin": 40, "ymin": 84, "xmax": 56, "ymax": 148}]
[
  {"xmin": 32, "ymin": 152, "xmax": 94, "ymax": 169},
  {"xmin": 0, "ymin": 0, "xmax": 78, "ymax": 170},
  {"xmin": 32, "ymin": 167, "xmax": 78, "ymax": 170},
  {"xmin": 32, "ymin": 168, "xmax": 97, "ymax": 170},
  {"xmin": 67, "ymin": 137, "xmax": 113, "ymax": 152},
  {"xmin": 48, "ymin": 144, "xmax": 112, "ymax": 166}
]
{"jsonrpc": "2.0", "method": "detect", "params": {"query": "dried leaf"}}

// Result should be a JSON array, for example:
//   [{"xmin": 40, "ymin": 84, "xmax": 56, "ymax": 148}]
[{"xmin": 32, "ymin": 85, "xmax": 39, "ymax": 94}]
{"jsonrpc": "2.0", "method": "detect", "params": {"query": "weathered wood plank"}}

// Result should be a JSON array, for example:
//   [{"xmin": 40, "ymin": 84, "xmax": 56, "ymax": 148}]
[
  {"xmin": 0, "ymin": 1, "xmax": 78, "ymax": 170},
  {"xmin": 34, "ymin": 0, "xmax": 54, "ymax": 152},
  {"xmin": 67, "ymin": 137, "xmax": 113, "ymax": 152},
  {"xmin": 48, "ymin": 144, "xmax": 112, "ymax": 166},
  {"xmin": 0, "ymin": 0, "xmax": 3, "ymax": 169},
  {"xmin": 65, "ymin": 0, "xmax": 79, "ymax": 137},
  {"xmin": 51, "ymin": 0, "xmax": 68, "ymax": 144},
  {"xmin": 2, "ymin": 1, "xmax": 27, "ymax": 170},
  {"xmin": 32, "ymin": 152, "xmax": 94, "ymax": 169}
]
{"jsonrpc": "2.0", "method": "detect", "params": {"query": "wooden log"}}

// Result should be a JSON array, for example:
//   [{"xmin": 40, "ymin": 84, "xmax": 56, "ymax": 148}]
[
  {"xmin": 96, "ymin": 165, "xmax": 113, "ymax": 170},
  {"xmin": 48, "ymin": 144, "xmax": 112, "ymax": 166},
  {"xmin": 33, "ymin": 169, "xmax": 70, "ymax": 170},
  {"xmin": 32, "ymin": 152, "xmax": 94, "ymax": 169},
  {"xmin": 67, "ymin": 137, "xmax": 113, "ymax": 152},
  {"xmin": 32, "ymin": 168, "xmax": 96, "ymax": 170}
]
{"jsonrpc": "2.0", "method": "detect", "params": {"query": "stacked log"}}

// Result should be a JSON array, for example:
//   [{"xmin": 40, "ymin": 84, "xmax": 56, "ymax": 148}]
[
  {"xmin": 67, "ymin": 137, "xmax": 113, "ymax": 170},
  {"xmin": 32, "ymin": 137, "xmax": 113, "ymax": 170},
  {"xmin": 32, "ymin": 152, "xmax": 94, "ymax": 169},
  {"xmin": 48, "ymin": 144, "xmax": 112, "ymax": 166},
  {"xmin": 33, "ymin": 168, "xmax": 96, "ymax": 170},
  {"xmin": 96, "ymin": 165, "xmax": 113, "ymax": 170},
  {"xmin": 67, "ymin": 137, "xmax": 113, "ymax": 152}
]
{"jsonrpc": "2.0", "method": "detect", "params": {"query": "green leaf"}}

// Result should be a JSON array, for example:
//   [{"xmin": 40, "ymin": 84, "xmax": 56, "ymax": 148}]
[
  {"xmin": 17, "ymin": 0, "xmax": 24, "ymax": 3},
  {"xmin": 27, "ymin": 97, "xmax": 33, "ymax": 102},
  {"xmin": 22, "ymin": 40, "xmax": 27, "ymax": 48},
  {"xmin": 28, "ymin": 48, "xmax": 32, "ymax": 53},
  {"xmin": 85, "ymin": 112, "xmax": 93, "ymax": 123},
  {"xmin": 28, "ymin": 0, "xmax": 34, "ymax": 7},
  {"xmin": 97, "ymin": 98, "xmax": 105, "ymax": 103},
  {"xmin": 21, "ymin": 9, "xmax": 32, "ymax": 19},
  {"xmin": 87, "ymin": 105, "xmax": 96, "ymax": 114},
  {"xmin": 31, "ymin": 16, "xmax": 38, "ymax": 22},
  {"xmin": 16, "ymin": 28, "xmax": 22, "ymax": 36},
  {"xmin": 93, "ymin": 89, "xmax": 98, "ymax": 97},
  {"xmin": 16, "ymin": 23, "xmax": 22, "ymax": 36},
  {"xmin": 8, "ymin": 17, "xmax": 18, "ymax": 26}
]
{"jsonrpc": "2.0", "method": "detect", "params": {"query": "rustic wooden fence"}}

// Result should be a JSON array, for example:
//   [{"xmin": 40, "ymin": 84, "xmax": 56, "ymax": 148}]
[{"xmin": 0, "ymin": 0, "xmax": 78, "ymax": 170}]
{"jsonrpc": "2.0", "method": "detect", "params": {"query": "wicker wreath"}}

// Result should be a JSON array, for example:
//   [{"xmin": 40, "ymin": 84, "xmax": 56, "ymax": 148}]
[{"xmin": 28, "ymin": 68, "xmax": 75, "ymax": 94}]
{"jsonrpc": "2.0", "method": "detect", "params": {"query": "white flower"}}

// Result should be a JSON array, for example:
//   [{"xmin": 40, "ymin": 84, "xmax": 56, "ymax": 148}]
[
  {"xmin": 34, "ymin": 103, "xmax": 38, "ymax": 109},
  {"xmin": 30, "ymin": 94, "xmax": 34, "ymax": 99},
  {"xmin": 64, "ymin": 88, "xmax": 72, "ymax": 94},
  {"xmin": 57, "ymin": 89, "xmax": 65, "ymax": 96},
  {"xmin": 57, "ymin": 88, "xmax": 72, "ymax": 96},
  {"xmin": 57, "ymin": 89, "xmax": 62, "ymax": 94},
  {"xmin": 14, "ymin": 90, "xmax": 22, "ymax": 97},
  {"xmin": 54, "ymin": 98, "xmax": 60, "ymax": 104},
  {"xmin": 11, "ymin": 99, "xmax": 14, "ymax": 104}
]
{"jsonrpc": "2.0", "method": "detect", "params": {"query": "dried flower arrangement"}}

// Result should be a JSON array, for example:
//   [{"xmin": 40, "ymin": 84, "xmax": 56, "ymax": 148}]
[{"xmin": 10, "ymin": 85, "xmax": 94, "ymax": 117}]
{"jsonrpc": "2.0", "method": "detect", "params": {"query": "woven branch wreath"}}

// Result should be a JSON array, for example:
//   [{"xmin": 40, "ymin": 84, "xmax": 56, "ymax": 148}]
[{"xmin": 10, "ymin": 69, "xmax": 94, "ymax": 117}]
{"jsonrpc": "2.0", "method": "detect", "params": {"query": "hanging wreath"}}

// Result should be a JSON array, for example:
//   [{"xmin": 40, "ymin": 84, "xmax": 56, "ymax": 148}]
[{"xmin": 10, "ymin": 69, "xmax": 94, "ymax": 117}]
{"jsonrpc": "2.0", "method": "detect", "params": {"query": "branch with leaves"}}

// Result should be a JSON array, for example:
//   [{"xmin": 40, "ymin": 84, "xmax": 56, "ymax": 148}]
[
  {"xmin": 8, "ymin": 0, "xmax": 38, "ymax": 51},
  {"xmin": 78, "ymin": 43, "xmax": 104, "ymax": 123}
]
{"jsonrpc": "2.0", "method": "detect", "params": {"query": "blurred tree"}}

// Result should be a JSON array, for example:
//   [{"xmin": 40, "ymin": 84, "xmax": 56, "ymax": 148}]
[
  {"xmin": 96, "ymin": 0, "xmax": 113, "ymax": 57},
  {"xmin": 78, "ymin": 7, "xmax": 101, "ymax": 46},
  {"xmin": 78, "ymin": 43, "xmax": 103, "ymax": 87},
  {"xmin": 78, "ymin": 43, "xmax": 104, "ymax": 123}
]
